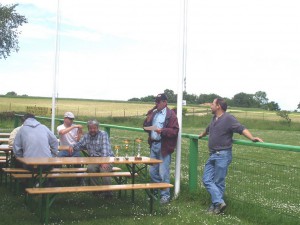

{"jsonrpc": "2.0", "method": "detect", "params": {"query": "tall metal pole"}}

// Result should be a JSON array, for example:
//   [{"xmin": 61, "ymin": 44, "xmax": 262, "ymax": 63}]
[
  {"xmin": 51, "ymin": 0, "xmax": 60, "ymax": 132},
  {"xmin": 174, "ymin": 0, "xmax": 188, "ymax": 198}
]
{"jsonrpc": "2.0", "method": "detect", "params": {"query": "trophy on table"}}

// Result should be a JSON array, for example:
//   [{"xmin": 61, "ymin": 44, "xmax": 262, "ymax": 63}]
[
  {"xmin": 114, "ymin": 145, "xmax": 120, "ymax": 161},
  {"xmin": 134, "ymin": 138, "xmax": 143, "ymax": 160},
  {"xmin": 123, "ymin": 139, "xmax": 130, "ymax": 160}
]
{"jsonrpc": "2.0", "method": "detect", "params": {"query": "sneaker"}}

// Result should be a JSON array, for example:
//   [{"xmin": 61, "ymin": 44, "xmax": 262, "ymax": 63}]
[
  {"xmin": 213, "ymin": 202, "xmax": 226, "ymax": 214},
  {"xmin": 160, "ymin": 197, "xmax": 170, "ymax": 204},
  {"xmin": 207, "ymin": 204, "xmax": 215, "ymax": 214}
]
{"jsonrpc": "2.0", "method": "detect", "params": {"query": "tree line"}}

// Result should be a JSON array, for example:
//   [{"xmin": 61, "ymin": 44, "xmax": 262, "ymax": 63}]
[{"xmin": 129, "ymin": 89, "xmax": 281, "ymax": 111}]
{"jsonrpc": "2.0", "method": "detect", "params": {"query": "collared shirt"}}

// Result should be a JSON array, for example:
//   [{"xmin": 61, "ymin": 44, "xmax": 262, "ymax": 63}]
[
  {"xmin": 151, "ymin": 107, "xmax": 166, "ymax": 141},
  {"xmin": 206, "ymin": 112, "xmax": 245, "ymax": 152},
  {"xmin": 73, "ymin": 130, "xmax": 114, "ymax": 157}
]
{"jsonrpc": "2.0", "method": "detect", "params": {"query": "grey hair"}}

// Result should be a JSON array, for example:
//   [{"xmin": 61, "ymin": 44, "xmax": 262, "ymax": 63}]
[{"xmin": 87, "ymin": 119, "xmax": 99, "ymax": 128}]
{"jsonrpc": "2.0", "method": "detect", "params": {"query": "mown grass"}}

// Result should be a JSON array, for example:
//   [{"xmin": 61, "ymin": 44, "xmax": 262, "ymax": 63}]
[{"xmin": 1, "ymin": 127, "xmax": 299, "ymax": 225}]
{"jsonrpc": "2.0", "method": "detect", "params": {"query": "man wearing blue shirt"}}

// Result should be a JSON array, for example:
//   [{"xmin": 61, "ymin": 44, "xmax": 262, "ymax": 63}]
[{"xmin": 143, "ymin": 93, "xmax": 179, "ymax": 204}]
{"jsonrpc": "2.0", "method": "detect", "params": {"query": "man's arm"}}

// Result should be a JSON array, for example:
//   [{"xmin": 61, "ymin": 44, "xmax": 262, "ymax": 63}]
[
  {"xmin": 199, "ymin": 126, "xmax": 209, "ymax": 139},
  {"xmin": 48, "ymin": 130, "xmax": 59, "ymax": 156},
  {"xmin": 12, "ymin": 131, "xmax": 23, "ymax": 158},
  {"xmin": 69, "ymin": 134, "xmax": 86, "ymax": 155},
  {"xmin": 242, "ymin": 129, "xmax": 263, "ymax": 142},
  {"xmin": 8, "ymin": 126, "xmax": 20, "ymax": 146},
  {"xmin": 198, "ymin": 130, "xmax": 208, "ymax": 139},
  {"xmin": 58, "ymin": 125, "xmax": 83, "ymax": 135}
]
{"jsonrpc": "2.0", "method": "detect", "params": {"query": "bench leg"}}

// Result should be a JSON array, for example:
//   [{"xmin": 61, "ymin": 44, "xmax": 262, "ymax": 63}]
[{"xmin": 40, "ymin": 193, "xmax": 56, "ymax": 225}]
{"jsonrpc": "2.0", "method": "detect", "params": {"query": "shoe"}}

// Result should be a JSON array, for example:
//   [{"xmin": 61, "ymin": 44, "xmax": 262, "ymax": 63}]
[
  {"xmin": 213, "ymin": 202, "xmax": 226, "ymax": 214},
  {"xmin": 160, "ymin": 197, "xmax": 170, "ymax": 204},
  {"xmin": 207, "ymin": 204, "xmax": 215, "ymax": 214}
]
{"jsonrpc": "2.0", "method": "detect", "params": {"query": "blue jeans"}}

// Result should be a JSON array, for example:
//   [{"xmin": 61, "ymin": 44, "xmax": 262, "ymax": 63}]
[
  {"xmin": 58, "ymin": 150, "xmax": 81, "ymax": 157},
  {"xmin": 202, "ymin": 149, "xmax": 232, "ymax": 205},
  {"xmin": 149, "ymin": 142, "xmax": 171, "ymax": 199}
]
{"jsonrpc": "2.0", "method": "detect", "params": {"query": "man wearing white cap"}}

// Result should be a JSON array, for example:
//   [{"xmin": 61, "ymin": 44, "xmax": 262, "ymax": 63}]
[{"xmin": 57, "ymin": 112, "xmax": 83, "ymax": 157}]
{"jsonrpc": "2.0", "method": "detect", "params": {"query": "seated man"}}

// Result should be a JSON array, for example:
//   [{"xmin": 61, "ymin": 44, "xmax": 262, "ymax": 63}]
[
  {"xmin": 69, "ymin": 119, "xmax": 114, "ymax": 198},
  {"xmin": 57, "ymin": 112, "xmax": 82, "ymax": 157},
  {"xmin": 13, "ymin": 113, "xmax": 58, "ymax": 186},
  {"xmin": 57, "ymin": 111, "xmax": 84, "ymax": 185}
]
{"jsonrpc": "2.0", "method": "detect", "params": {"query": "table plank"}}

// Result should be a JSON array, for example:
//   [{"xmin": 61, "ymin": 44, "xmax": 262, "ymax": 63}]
[
  {"xmin": 16, "ymin": 156, "xmax": 162, "ymax": 166},
  {"xmin": 0, "ymin": 133, "xmax": 10, "ymax": 137}
]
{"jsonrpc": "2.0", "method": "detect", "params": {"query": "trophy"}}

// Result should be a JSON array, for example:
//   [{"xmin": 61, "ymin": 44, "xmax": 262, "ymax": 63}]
[
  {"xmin": 134, "ymin": 138, "xmax": 143, "ymax": 160},
  {"xmin": 123, "ymin": 139, "xmax": 130, "ymax": 160},
  {"xmin": 114, "ymin": 145, "xmax": 120, "ymax": 160}
]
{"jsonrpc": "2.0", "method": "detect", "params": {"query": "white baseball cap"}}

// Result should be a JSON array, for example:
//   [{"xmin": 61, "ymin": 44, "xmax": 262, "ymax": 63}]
[{"xmin": 64, "ymin": 112, "xmax": 75, "ymax": 119}]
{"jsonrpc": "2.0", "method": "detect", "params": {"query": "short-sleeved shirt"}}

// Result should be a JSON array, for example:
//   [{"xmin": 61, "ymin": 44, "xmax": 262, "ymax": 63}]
[
  {"xmin": 206, "ymin": 112, "xmax": 245, "ymax": 152},
  {"xmin": 57, "ymin": 124, "xmax": 79, "ymax": 146}
]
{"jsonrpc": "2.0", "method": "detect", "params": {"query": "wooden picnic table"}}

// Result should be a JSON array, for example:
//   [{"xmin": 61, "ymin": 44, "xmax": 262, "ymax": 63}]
[
  {"xmin": 17, "ymin": 156, "xmax": 168, "ymax": 224},
  {"xmin": 0, "ymin": 133, "xmax": 10, "ymax": 137},
  {"xmin": 17, "ymin": 156, "xmax": 162, "ymax": 197},
  {"xmin": 0, "ymin": 138, "xmax": 9, "ymax": 144},
  {"xmin": 0, "ymin": 144, "xmax": 12, "ymax": 167}
]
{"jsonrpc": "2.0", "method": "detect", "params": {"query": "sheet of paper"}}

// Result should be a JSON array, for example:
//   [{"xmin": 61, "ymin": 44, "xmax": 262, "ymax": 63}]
[{"xmin": 143, "ymin": 126, "xmax": 157, "ymax": 131}]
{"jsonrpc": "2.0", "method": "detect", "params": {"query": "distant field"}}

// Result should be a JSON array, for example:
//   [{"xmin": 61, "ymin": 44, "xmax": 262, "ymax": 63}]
[{"xmin": 1, "ymin": 96, "xmax": 300, "ymax": 122}]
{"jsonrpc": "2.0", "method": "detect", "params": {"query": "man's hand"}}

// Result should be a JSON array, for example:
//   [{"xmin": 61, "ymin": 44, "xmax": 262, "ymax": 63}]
[
  {"xmin": 252, "ymin": 137, "xmax": 263, "ymax": 142},
  {"xmin": 101, "ymin": 164, "xmax": 110, "ymax": 170},
  {"xmin": 155, "ymin": 128, "xmax": 162, "ymax": 134},
  {"xmin": 198, "ymin": 132, "xmax": 206, "ymax": 139},
  {"xmin": 68, "ymin": 146, "xmax": 74, "ymax": 155}
]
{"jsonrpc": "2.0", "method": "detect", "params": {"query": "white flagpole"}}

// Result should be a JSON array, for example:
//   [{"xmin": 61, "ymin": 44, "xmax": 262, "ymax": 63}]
[
  {"xmin": 51, "ymin": 0, "xmax": 60, "ymax": 132},
  {"xmin": 174, "ymin": 0, "xmax": 188, "ymax": 198}
]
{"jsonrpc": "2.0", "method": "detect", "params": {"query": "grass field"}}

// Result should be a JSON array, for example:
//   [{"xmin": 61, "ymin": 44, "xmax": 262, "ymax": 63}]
[
  {"xmin": 0, "ymin": 96, "xmax": 299, "ymax": 225},
  {"xmin": 1, "ymin": 96, "xmax": 300, "ymax": 123}
]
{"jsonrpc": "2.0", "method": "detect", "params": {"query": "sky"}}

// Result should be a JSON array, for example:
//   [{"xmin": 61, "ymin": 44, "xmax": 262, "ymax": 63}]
[{"xmin": 1, "ymin": 0, "xmax": 300, "ymax": 110}]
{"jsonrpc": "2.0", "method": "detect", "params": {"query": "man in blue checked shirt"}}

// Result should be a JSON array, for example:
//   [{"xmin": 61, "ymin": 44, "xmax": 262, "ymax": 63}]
[{"xmin": 69, "ymin": 119, "xmax": 114, "ymax": 198}]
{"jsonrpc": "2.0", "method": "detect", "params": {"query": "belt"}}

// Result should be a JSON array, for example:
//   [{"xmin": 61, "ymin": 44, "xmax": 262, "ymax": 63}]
[
  {"xmin": 210, "ymin": 149, "xmax": 230, "ymax": 154},
  {"xmin": 150, "ymin": 139, "xmax": 161, "ymax": 143}
]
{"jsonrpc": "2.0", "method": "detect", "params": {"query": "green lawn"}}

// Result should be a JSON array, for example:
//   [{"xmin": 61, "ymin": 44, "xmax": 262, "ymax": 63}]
[{"xmin": 1, "ymin": 127, "xmax": 299, "ymax": 225}]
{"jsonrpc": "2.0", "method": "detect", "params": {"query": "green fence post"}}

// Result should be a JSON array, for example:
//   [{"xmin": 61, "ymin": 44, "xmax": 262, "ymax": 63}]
[
  {"xmin": 14, "ymin": 115, "xmax": 20, "ymax": 128},
  {"xmin": 189, "ymin": 138, "xmax": 199, "ymax": 192}
]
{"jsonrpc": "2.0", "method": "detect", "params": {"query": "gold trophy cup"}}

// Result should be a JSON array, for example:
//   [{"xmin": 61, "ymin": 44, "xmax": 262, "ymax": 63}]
[
  {"xmin": 114, "ymin": 145, "xmax": 120, "ymax": 161},
  {"xmin": 134, "ymin": 138, "xmax": 143, "ymax": 160},
  {"xmin": 123, "ymin": 139, "xmax": 130, "ymax": 160}
]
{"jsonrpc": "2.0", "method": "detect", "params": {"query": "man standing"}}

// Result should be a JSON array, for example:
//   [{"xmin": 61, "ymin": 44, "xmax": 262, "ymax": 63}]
[
  {"xmin": 13, "ymin": 113, "xmax": 58, "ymax": 171},
  {"xmin": 199, "ymin": 98, "xmax": 263, "ymax": 214},
  {"xmin": 143, "ymin": 93, "xmax": 179, "ymax": 204},
  {"xmin": 57, "ymin": 112, "xmax": 82, "ymax": 157},
  {"xmin": 69, "ymin": 119, "xmax": 114, "ymax": 198}
]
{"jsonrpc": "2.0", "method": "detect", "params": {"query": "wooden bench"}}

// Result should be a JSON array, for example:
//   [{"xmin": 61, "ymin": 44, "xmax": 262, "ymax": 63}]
[
  {"xmin": 1, "ymin": 166, "xmax": 122, "ymax": 186},
  {"xmin": 26, "ymin": 182, "xmax": 173, "ymax": 224},
  {"xmin": 12, "ymin": 171, "xmax": 135, "ymax": 194}
]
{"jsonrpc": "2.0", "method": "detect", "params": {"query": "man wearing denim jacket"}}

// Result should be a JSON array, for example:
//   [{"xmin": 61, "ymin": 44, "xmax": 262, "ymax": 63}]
[{"xmin": 143, "ymin": 93, "xmax": 179, "ymax": 204}]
